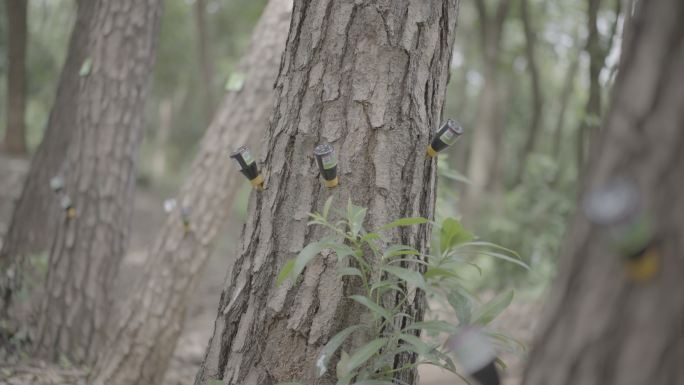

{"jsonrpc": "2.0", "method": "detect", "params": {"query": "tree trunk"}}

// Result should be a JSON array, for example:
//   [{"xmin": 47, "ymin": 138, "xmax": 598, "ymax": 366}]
[
  {"xmin": 514, "ymin": 0, "xmax": 543, "ymax": 186},
  {"xmin": 0, "ymin": 0, "xmax": 92, "ymax": 315},
  {"xmin": 34, "ymin": 0, "xmax": 162, "ymax": 364},
  {"xmin": 88, "ymin": 1, "xmax": 291, "ymax": 384},
  {"xmin": 4, "ymin": 0, "xmax": 28, "ymax": 154},
  {"xmin": 550, "ymin": 54, "xmax": 579, "ymax": 185},
  {"xmin": 194, "ymin": 1, "xmax": 459, "ymax": 384},
  {"xmin": 462, "ymin": 0, "xmax": 511, "ymax": 223},
  {"xmin": 523, "ymin": 1, "xmax": 684, "ymax": 384},
  {"xmin": 151, "ymin": 98, "xmax": 173, "ymax": 178},
  {"xmin": 195, "ymin": 0, "xmax": 215, "ymax": 123}
]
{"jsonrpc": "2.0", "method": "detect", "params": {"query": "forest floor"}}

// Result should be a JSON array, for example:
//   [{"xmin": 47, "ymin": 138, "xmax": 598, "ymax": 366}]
[{"xmin": 0, "ymin": 152, "xmax": 543, "ymax": 385}]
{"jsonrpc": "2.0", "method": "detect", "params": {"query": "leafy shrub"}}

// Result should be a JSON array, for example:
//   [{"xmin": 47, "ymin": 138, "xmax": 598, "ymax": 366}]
[{"xmin": 275, "ymin": 198, "xmax": 526, "ymax": 385}]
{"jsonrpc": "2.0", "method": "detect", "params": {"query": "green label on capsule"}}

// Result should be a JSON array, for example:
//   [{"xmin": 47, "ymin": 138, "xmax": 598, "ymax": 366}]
[
  {"xmin": 321, "ymin": 154, "xmax": 336, "ymax": 170},
  {"xmin": 242, "ymin": 150, "xmax": 255, "ymax": 166},
  {"xmin": 441, "ymin": 128, "xmax": 458, "ymax": 146}
]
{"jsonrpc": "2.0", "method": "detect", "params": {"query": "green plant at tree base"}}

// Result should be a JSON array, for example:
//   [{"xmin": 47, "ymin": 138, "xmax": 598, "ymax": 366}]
[{"xmin": 273, "ymin": 197, "xmax": 528, "ymax": 385}]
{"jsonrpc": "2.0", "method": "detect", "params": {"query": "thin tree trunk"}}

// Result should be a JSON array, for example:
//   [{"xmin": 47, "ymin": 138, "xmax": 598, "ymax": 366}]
[
  {"xmin": 514, "ymin": 0, "xmax": 543, "ymax": 185},
  {"xmin": 463, "ymin": 0, "xmax": 511, "ymax": 223},
  {"xmin": 0, "ymin": 0, "xmax": 91, "ymax": 315},
  {"xmin": 151, "ymin": 98, "xmax": 173, "ymax": 178},
  {"xmin": 195, "ymin": 0, "xmax": 215, "ymax": 123},
  {"xmin": 88, "ymin": 1, "xmax": 291, "ymax": 384},
  {"xmin": 551, "ymin": 56, "xmax": 579, "ymax": 158},
  {"xmin": 34, "ymin": 0, "xmax": 162, "ymax": 364},
  {"xmin": 550, "ymin": 54, "xmax": 579, "ymax": 185},
  {"xmin": 194, "ymin": 1, "xmax": 460, "ymax": 384},
  {"xmin": 577, "ymin": 0, "xmax": 621, "ymax": 177},
  {"xmin": 4, "ymin": 0, "xmax": 28, "ymax": 154},
  {"xmin": 523, "ymin": 1, "xmax": 684, "ymax": 384}
]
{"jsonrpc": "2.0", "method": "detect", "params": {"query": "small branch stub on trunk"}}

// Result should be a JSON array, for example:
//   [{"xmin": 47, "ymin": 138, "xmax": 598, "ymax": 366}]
[
  {"xmin": 314, "ymin": 143, "xmax": 338, "ymax": 188},
  {"xmin": 230, "ymin": 146, "xmax": 264, "ymax": 190},
  {"xmin": 427, "ymin": 119, "xmax": 464, "ymax": 157}
]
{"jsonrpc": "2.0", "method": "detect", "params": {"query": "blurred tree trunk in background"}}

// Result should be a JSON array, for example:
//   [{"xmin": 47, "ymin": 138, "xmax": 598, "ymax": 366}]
[
  {"xmin": 151, "ymin": 98, "xmax": 174, "ymax": 177},
  {"xmin": 195, "ymin": 0, "xmax": 215, "ymax": 123},
  {"xmin": 194, "ymin": 1, "xmax": 459, "ymax": 384},
  {"xmin": 4, "ymin": 0, "xmax": 28, "ymax": 155},
  {"xmin": 524, "ymin": 1, "xmax": 684, "ymax": 384},
  {"xmin": 0, "ymin": 0, "xmax": 92, "ymax": 315},
  {"xmin": 577, "ymin": 0, "xmax": 620, "ymax": 178},
  {"xmin": 514, "ymin": 0, "xmax": 543, "ymax": 186},
  {"xmin": 34, "ymin": 0, "xmax": 162, "ymax": 364},
  {"xmin": 150, "ymin": 90, "xmax": 186, "ymax": 178},
  {"xmin": 463, "ymin": 0, "xmax": 511, "ymax": 222},
  {"xmin": 88, "ymin": 1, "xmax": 291, "ymax": 384},
  {"xmin": 550, "ymin": 54, "xmax": 579, "ymax": 184}
]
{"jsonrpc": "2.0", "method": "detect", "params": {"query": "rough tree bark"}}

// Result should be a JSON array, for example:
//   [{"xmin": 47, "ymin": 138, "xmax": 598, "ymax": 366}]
[
  {"xmin": 0, "ymin": 0, "xmax": 93, "ymax": 315},
  {"xmin": 34, "ymin": 0, "xmax": 162, "ymax": 364},
  {"xmin": 463, "ymin": 0, "xmax": 511, "ymax": 222},
  {"xmin": 194, "ymin": 1, "xmax": 459, "ymax": 384},
  {"xmin": 524, "ymin": 1, "xmax": 684, "ymax": 384},
  {"xmin": 514, "ymin": 0, "xmax": 543, "ymax": 186},
  {"xmin": 88, "ymin": 1, "xmax": 292, "ymax": 384},
  {"xmin": 195, "ymin": 0, "xmax": 216, "ymax": 123},
  {"xmin": 4, "ymin": 0, "xmax": 28, "ymax": 154}
]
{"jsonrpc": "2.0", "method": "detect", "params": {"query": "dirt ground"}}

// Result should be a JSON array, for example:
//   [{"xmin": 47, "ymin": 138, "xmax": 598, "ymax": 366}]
[{"xmin": 0, "ymin": 152, "xmax": 543, "ymax": 385}]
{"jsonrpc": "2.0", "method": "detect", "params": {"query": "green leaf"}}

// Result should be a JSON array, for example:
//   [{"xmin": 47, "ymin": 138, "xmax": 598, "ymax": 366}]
[
  {"xmin": 349, "ymin": 295, "xmax": 393, "ymax": 321},
  {"xmin": 402, "ymin": 320, "xmax": 458, "ymax": 334},
  {"xmin": 346, "ymin": 199, "xmax": 367, "ymax": 239},
  {"xmin": 79, "ymin": 57, "xmax": 92, "ymax": 76},
  {"xmin": 342, "ymin": 338, "xmax": 386, "ymax": 374},
  {"xmin": 472, "ymin": 290, "xmax": 514, "ymax": 325},
  {"xmin": 352, "ymin": 381, "xmax": 396, "ymax": 385},
  {"xmin": 278, "ymin": 242, "xmax": 329, "ymax": 286},
  {"xmin": 440, "ymin": 218, "xmax": 474, "ymax": 254},
  {"xmin": 323, "ymin": 196, "xmax": 334, "ymax": 220},
  {"xmin": 208, "ymin": 381, "xmax": 225, "ymax": 385},
  {"xmin": 316, "ymin": 324, "xmax": 365, "ymax": 377},
  {"xmin": 336, "ymin": 351, "xmax": 351, "ymax": 379},
  {"xmin": 380, "ymin": 265, "xmax": 426, "ymax": 290},
  {"xmin": 276, "ymin": 259, "xmax": 296, "ymax": 286},
  {"xmin": 382, "ymin": 245, "xmax": 421, "ymax": 259},
  {"xmin": 447, "ymin": 289, "xmax": 472, "ymax": 325},
  {"xmin": 487, "ymin": 331, "xmax": 527, "ymax": 354},
  {"xmin": 324, "ymin": 242, "xmax": 357, "ymax": 261},
  {"xmin": 424, "ymin": 266, "xmax": 461, "ymax": 281},
  {"xmin": 225, "ymin": 71, "xmax": 246, "ymax": 91},
  {"xmin": 370, "ymin": 280, "xmax": 406, "ymax": 296},
  {"xmin": 398, "ymin": 333, "xmax": 432, "ymax": 355},
  {"xmin": 456, "ymin": 241, "xmax": 529, "ymax": 269},
  {"xmin": 337, "ymin": 267, "xmax": 363, "ymax": 279},
  {"xmin": 378, "ymin": 217, "xmax": 428, "ymax": 231}
]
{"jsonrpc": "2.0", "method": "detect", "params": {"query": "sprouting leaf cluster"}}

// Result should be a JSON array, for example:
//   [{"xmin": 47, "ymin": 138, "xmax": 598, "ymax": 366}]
[{"xmin": 276, "ymin": 198, "xmax": 528, "ymax": 385}]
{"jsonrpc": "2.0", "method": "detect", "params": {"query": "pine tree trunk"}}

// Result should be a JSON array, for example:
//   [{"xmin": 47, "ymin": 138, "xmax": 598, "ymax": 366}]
[
  {"xmin": 88, "ymin": 1, "xmax": 291, "ymax": 384},
  {"xmin": 4, "ymin": 0, "xmax": 28, "ymax": 155},
  {"xmin": 576, "ymin": 0, "xmax": 604, "ymax": 176},
  {"xmin": 195, "ymin": 0, "xmax": 215, "ymax": 123},
  {"xmin": 523, "ymin": 1, "xmax": 684, "ymax": 384},
  {"xmin": 194, "ymin": 1, "xmax": 460, "ymax": 384},
  {"xmin": 0, "ymin": 0, "xmax": 93, "ymax": 314},
  {"xmin": 463, "ymin": 0, "xmax": 511, "ymax": 222},
  {"xmin": 34, "ymin": 0, "xmax": 162, "ymax": 364},
  {"xmin": 514, "ymin": 0, "xmax": 543, "ymax": 185}
]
